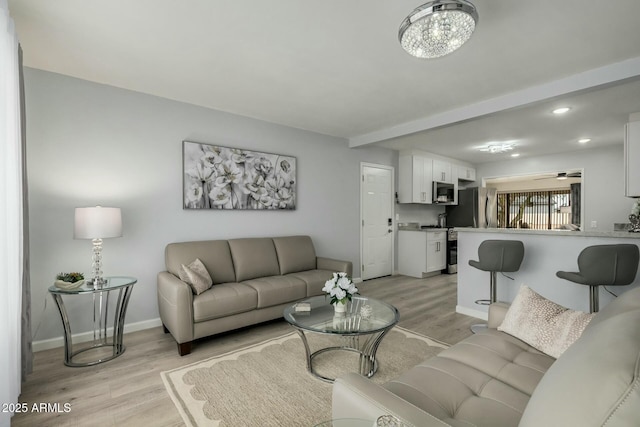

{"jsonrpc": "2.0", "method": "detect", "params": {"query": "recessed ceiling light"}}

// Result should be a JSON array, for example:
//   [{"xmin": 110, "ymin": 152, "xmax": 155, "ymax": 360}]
[
  {"xmin": 578, "ymin": 138, "xmax": 591, "ymax": 144},
  {"xmin": 553, "ymin": 107, "xmax": 571, "ymax": 115},
  {"xmin": 511, "ymin": 153, "xmax": 520, "ymax": 157}
]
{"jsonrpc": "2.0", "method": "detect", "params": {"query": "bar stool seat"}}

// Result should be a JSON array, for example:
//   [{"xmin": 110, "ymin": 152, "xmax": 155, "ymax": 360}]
[
  {"xmin": 556, "ymin": 244, "xmax": 639, "ymax": 313},
  {"xmin": 469, "ymin": 240, "xmax": 524, "ymax": 333}
]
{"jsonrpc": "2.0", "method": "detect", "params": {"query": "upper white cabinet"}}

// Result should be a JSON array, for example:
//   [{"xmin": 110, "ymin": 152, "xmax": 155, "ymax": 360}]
[
  {"xmin": 432, "ymin": 160, "xmax": 453, "ymax": 183},
  {"xmin": 399, "ymin": 154, "xmax": 462, "ymax": 204},
  {"xmin": 398, "ymin": 155, "xmax": 433, "ymax": 203},
  {"xmin": 625, "ymin": 120, "xmax": 640, "ymax": 197},
  {"xmin": 457, "ymin": 165, "xmax": 476, "ymax": 182}
]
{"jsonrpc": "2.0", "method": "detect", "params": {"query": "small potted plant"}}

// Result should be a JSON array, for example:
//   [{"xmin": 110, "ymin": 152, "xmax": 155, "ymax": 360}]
[
  {"xmin": 54, "ymin": 272, "xmax": 85, "ymax": 290},
  {"xmin": 322, "ymin": 272, "xmax": 358, "ymax": 313}
]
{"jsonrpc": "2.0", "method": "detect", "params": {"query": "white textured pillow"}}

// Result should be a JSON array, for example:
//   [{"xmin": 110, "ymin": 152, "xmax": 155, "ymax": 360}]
[
  {"xmin": 179, "ymin": 258, "xmax": 213, "ymax": 295},
  {"xmin": 498, "ymin": 285, "xmax": 595, "ymax": 358}
]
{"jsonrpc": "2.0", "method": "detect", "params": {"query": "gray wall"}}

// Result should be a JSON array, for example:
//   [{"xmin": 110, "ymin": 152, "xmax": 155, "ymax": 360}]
[
  {"xmin": 476, "ymin": 145, "xmax": 632, "ymax": 231},
  {"xmin": 25, "ymin": 68, "xmax": 396, "ymax": 343}
]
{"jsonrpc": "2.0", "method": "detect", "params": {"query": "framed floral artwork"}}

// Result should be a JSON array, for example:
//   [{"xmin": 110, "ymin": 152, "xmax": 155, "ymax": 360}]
[{"xmin": 183, "ymin": 141, "xmax": 296, "ymax": 210}]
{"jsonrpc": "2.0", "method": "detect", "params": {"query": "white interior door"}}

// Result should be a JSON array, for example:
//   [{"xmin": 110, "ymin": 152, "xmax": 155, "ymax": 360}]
[{"xmin": 361, "ymin": 163, "xmax": 394, "ymax": 280}]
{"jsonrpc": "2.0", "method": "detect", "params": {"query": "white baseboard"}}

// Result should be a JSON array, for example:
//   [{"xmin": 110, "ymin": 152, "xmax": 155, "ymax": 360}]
[
  {"xmin": 33, "ymin": 317, "xmax": 163, "ymax": 353},
  {"xmin": 456, "ymin": 305, "xmax": 488, "ymax": 321}
]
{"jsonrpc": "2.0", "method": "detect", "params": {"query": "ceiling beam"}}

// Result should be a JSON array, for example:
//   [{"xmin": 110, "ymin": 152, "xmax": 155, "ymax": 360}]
[{"xmin": 349, "ymin": 56, "xmax": 640, "ymax": 148}]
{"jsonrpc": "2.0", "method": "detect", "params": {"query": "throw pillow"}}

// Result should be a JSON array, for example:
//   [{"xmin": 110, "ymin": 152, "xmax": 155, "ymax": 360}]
[
  {"xmin": 179, "ymin": 258, "xmax": 213, "ymax": 295},
  {"xmin": 498, "ymin": 285, "xmax": 595, "ymax": 358}
]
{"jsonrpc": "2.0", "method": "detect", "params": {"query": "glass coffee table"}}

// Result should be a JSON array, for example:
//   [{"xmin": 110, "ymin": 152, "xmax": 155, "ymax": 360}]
[{"xmin": 284, "ymin": 295, "xmax": 399, "ymax": 383}]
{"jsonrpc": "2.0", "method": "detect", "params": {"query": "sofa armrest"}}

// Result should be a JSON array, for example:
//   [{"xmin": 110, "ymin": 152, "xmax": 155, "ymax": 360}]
[
  {"xmin": 488, "ymin": 302, "xmax": 510, "ymax": 329},
  {"xmin": 332, "ymin": 373, "xmax": 452, "ymax": 427},
  {"xmin": 317, "ymin": 257, "xmax": 353, "ymax": 277},
  {"xmin": 157, "ymin": 271, "xmax": 194, "ymax": 343}
]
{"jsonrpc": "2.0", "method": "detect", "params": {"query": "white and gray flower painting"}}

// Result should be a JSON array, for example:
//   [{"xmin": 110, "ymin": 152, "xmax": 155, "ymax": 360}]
[{"xmin": 183, "ymin": 141, "xmax": 296, "ymax": 210}]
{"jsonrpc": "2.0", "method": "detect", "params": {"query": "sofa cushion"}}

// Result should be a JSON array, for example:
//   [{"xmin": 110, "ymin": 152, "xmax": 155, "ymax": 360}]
[
  {"xmin": 273, "ymin": 235, "xmax": 317, "ymax": 275},
  {"xmin": 587, "ymin": 285, "xmax": 640, "ymax": 329},
  {"xmin": 192, "ymin": 283, "xmax": 257, "ymax": 322},
  {"xmin": 520, "ymin": 308, "xmax": 640, "ymax": 427},
  {"xmin": 498, "ymin": 285, "xmax": 595, "ymax": 358},
  {"xmin": 228, "ymin": 238, "xmax": 280, "ymax": 282},
  {"xmin": 384, "ymin": 329, "xmax": 554, "ymax": 427},
  {"xmin": 241, "ymin": 275, "xmax": 307, "ymax": 308},
  {"xmin": 287, "ymin": 269, "xmax": 335, "ymax": 296},
  {"xmin": 166, "ymin": 240, "xmax": 236, "ymax": 284},
  {"xmin": 179, "ymin": 258, "xmax": 213, "ymax": 295}
]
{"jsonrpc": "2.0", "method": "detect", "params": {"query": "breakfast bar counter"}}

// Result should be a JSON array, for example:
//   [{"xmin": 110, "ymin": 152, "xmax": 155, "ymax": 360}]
[{"xmin": 455, "ymin": 227, "xmax": 640, "ymax": 320}]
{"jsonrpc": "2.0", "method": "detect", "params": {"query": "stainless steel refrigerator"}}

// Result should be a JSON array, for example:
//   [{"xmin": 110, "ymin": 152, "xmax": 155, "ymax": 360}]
[{"xmin": 446, "ymin": 187, "xmax": 498, "ymax": 228}]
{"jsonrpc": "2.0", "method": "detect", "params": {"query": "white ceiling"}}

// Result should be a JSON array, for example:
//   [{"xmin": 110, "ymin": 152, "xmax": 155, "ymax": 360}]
[{"xmin": 8, "ymin": 0, "xmax": 640, "ymax": 163}]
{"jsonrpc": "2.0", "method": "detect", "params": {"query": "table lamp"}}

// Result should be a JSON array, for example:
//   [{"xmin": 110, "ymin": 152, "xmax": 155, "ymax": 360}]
[{"xmin": 74, "ymin": 206, "xmax": 122, "ymax": 286}]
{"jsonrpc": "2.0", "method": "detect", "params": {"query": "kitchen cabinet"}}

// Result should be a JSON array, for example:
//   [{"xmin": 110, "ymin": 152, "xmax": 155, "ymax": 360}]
[
  {"xmin": 625, "ymin": 120, "xmax": 640, "ymax": 197},
  {"xmin": 426, "ymin": 231, "xmax": 447, "ymax": 272},
  {"xmin": 457, "ymin": 165, "xmax": 476, "ymax": 182},
  {"xmin": 398, "ymin": 230, "xmax": 446, "ymax": 278},
  {"xmin": 432, "ymin": 160, "xmax": 453, "ymax": 183},
  {"xmin": 398, "ymin": 155, "xmax": 432, "ymax": 203}
]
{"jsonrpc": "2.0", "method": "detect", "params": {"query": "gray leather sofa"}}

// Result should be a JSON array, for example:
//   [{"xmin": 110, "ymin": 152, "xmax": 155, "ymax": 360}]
[
  {"xmin": 157, "ymin": 235, "xmax": 352, "ymax": 355},
  {"xmin": 333, "ymin": 286, "xmax": 640, "ymax": 427}
]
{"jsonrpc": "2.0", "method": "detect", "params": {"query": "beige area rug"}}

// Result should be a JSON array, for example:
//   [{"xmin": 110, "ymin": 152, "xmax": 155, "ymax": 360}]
[{"xmin": 161, "ymin": 327, "xmax": 448, "ymax": 427}]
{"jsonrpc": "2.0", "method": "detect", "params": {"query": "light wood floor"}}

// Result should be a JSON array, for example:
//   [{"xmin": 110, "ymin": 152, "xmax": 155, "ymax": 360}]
[{"xmin": 12, "ymin": 274, "xmax": 477, "ymax": 427}]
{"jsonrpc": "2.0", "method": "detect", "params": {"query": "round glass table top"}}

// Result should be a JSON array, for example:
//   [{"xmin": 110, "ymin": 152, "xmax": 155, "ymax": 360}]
[
  {"xmin": 48, "ymin": 276, "xmax": 137, "ymax": 294},
  {"xmin": 284, "ymin": 295, "xmax": 399, "ymax": 335}
]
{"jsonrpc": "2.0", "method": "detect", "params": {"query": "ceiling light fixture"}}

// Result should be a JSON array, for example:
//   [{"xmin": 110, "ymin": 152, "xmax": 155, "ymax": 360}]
[
  {"xmin": 399, "ymin": 0, "xmax": 478, "ymax": 59},
  {"xmin": 511, "ymin": 153, "xmax": 520, "ymax": 158},
  {"xmin": 479, "ymin": 143, "xmax": 515, "ymax": 154},
  {"xmin": 553, "ymin": 107, "xmax": 571, "ymax": 115},
  {"xmin": 578, "ymin": 138, "xmax": 591, "ymax": 144}
]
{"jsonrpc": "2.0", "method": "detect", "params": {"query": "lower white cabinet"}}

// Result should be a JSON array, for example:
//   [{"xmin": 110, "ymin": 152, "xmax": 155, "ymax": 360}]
[
  {"xmin": 427, "ymin": 231, "xmax": 447, "ymax": 272},
  {"xmin": 398, "ymin": 230, "xmax": 447, "ymax": 278}
]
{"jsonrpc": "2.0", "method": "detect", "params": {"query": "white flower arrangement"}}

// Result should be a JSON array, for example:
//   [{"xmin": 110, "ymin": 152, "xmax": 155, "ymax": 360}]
[
  {"xmin": 322, "ymin": 272, "xmax": 358, "ymax": 305},
  {"xmin": 632, "ymin": 199, "xmax": 640, "ymax": 216}
]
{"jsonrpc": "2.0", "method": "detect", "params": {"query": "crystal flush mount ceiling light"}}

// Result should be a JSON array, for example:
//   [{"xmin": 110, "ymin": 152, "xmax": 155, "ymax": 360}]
[{"xmin": 399, "ymin": 0, "xmax": 478, "ymax": 59}]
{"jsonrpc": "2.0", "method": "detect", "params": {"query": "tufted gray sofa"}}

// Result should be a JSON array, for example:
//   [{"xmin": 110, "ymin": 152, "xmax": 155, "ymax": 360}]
[
  {"xmin": 332, "ymin": 286, "xmax": 640, "ymax": 427},
  {"xmin": 157, "ymin": 235, "xmax": 352, "ymax": 355}
]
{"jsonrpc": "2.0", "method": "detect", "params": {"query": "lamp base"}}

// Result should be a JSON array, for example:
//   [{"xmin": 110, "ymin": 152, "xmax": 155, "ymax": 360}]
[{"xmin": 89, "ymin": 276, "xmax": 107, "ymax": 288}]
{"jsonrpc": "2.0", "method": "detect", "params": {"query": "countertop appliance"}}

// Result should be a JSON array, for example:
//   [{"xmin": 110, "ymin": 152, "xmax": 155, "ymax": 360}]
[{"xmin": 446, "ymin": 187, "xmax": 498, "ymax": 228}]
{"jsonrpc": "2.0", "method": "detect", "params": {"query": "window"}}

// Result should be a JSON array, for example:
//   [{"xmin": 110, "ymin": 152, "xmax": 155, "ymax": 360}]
[{"xmin": 497, "ymin": 190, "xmax": 572, "ymax": 230}]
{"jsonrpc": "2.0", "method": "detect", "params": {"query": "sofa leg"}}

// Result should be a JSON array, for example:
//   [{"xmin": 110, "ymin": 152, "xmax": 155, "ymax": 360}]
[
  {"xmin": 178, "ymin": 341, "xmax": 192, "ymax": 356},
  {"xmin": 163, "ymin": 324, "xmax": 170, "ymax": 334}
]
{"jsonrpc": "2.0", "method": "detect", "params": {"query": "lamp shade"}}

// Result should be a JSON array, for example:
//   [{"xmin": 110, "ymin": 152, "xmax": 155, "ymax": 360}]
[{"xmin": 74, "ymin": 206, "xmax": 122, "ymax": 239}]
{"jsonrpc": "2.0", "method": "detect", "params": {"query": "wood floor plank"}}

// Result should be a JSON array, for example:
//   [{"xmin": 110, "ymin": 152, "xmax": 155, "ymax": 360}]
[{"xmin": 12, "ymin": 274, "xmax": 476, "ymax": 426}]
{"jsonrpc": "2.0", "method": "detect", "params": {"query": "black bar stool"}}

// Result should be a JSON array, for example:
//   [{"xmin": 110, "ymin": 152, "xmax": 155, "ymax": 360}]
[
  {"xmin": 469, "ymin": 240, "xmax": 524, "ymax": 333},
  {"xmin": 556, "ymin": 244, "xmax": 639, "ymax": 313}
]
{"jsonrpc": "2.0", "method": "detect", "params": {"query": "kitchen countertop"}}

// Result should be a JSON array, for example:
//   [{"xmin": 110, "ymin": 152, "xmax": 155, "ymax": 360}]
[
  {"xmin": 398, "ymin": 227, "xmax": 448, "ymax": 232},
  {"xmin": 453, "ymin": 227, "xmax": 640, "ymax": 239}
]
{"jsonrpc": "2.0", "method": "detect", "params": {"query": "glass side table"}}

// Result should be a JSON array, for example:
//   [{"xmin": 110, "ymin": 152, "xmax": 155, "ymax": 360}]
[{"xmin": 48, "ymin": 276, "xmax": 137, "ymax": 367}]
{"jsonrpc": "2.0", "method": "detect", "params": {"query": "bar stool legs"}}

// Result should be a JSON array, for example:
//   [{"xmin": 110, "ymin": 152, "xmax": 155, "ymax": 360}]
[{"xmin": 589, "ymin": 285, "xmax": 599, "ymax": 313}]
